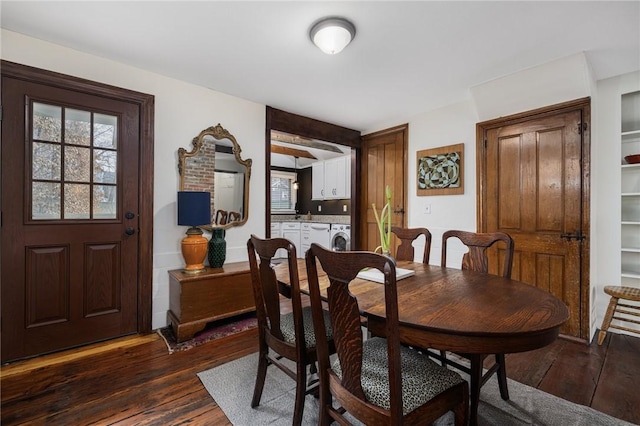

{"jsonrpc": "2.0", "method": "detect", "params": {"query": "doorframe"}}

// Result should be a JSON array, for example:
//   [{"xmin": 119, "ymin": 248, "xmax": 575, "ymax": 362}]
[
  {"xmin": 265, "ymin": 107, "xmax": 362, "ymax": 245},
  {"xmin": 476, "ymin": 97, "xmax": 591, "ymax": 340},
  {"xmin": 1, "ymin": 60, "xmax": 155, "ymax": 334}
]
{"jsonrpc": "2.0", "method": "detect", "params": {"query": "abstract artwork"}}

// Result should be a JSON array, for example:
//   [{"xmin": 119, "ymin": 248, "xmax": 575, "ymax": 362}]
[{"xmin": 417, "ymin": 143, "xmax": 464, "ymax": 195}]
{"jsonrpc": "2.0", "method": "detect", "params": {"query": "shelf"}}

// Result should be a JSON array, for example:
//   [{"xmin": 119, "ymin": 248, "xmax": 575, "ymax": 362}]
[
  {"xmin": 622, "ymin": 247, "xmax": 640, "ymax": 252},
  {"xmin": 622, "ymin": 271, "xmax": 640, "ymax": 279},
  {"xmin": 622, "ymin": 193, "xmax": 640, "ymax": 197}
]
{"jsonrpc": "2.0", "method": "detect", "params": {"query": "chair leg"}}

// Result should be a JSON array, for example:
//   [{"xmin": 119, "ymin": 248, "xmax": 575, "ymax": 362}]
[
  {"xmin": 453, "ymin": 381, "xmax": 470, "ymax": 426},
  {"xmin": 440, "ymin": 349, "xmax": 447, "ymax": 367},
  {"xmin": 292, "ymin": 361, "xmax": 307, "ymax": 426},
  {"xmin": 495, "ymin": 353, "xmax": 509, "ymax": 400},
  {"xmin": 598, "ymin": 296, "xmax": 618, "ymax": 345},
  {"xmin": 251, "ymin": 348, "xmax": 269, "ymax": 408}
]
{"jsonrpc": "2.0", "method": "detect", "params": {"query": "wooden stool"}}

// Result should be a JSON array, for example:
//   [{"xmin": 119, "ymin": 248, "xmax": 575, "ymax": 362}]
[{"xmin": 597, "ymin": 286, "xmax": 640, "ymax": 345}]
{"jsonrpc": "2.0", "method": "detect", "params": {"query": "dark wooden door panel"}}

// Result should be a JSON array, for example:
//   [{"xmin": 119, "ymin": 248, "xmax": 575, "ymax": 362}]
[{"xmin": 1, "ymin": 75, "xmax": 140, "ymax": 362}]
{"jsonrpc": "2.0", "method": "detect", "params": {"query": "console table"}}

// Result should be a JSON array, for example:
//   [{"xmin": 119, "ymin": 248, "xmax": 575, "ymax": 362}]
[{"xmin": 168, "ymin": 261, "xmax": 255, "ymax": 342}]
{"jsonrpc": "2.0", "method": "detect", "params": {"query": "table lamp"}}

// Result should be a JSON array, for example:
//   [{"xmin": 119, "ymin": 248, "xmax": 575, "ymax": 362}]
[{"xmin": 177, "ymin": 191, "xmax": 211, "ymax": 274}]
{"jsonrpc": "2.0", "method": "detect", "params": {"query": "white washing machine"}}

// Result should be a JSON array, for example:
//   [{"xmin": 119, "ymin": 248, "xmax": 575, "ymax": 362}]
[{"xmin": 330, "ymin": 224, "xmax": 351, "ymax": 251}]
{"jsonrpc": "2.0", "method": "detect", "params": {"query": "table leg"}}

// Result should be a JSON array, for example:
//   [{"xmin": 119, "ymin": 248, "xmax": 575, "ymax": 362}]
[
  {"xmin": 496, "ymin": 353, "xmax": 510, "ymax": 400},
  {"xmin": 468, "ymin": 354, "xmax": 482, "ymax": 426}
]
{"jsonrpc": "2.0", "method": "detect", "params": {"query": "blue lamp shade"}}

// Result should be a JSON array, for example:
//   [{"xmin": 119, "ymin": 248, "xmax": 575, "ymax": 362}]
[{"xmin": 177, "ymin": 191, "xmax": 211, "ymax": 226}]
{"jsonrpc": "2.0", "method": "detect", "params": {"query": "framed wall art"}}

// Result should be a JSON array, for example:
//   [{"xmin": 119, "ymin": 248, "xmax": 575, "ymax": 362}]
[{"xmin": 416, "ymin": 143, "xmax": 464, "ymax": 196}]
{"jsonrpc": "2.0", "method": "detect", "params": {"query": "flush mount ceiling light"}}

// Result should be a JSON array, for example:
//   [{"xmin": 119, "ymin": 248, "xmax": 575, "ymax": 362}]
[{"xmin": 309, "ymin": 17, "xmax": 356, "ymax": 55}]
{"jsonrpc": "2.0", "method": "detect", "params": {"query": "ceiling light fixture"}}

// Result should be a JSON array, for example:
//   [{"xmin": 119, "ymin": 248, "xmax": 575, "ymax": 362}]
[{"xmin": 309, "ymin": 17, "xmax": 356, "ymax": 55}]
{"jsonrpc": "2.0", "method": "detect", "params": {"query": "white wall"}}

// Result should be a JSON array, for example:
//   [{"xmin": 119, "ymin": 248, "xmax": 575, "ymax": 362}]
[
  {"xmin": 405, "ymin": 100, "xmax": 480, "ymax": 267},
  {"xmin": 1, "ymin": 30, "xmax": 267, "ymax": 329}
]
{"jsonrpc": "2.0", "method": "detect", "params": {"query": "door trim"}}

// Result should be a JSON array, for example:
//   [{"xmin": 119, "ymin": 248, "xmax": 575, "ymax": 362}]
[
  {"xmin": 476, "ymin": 97, "xmax": 591, "ymax": 340},
  {"xmin": 1, "ymin": 60, "xmax": 155, "ymax": 334}
]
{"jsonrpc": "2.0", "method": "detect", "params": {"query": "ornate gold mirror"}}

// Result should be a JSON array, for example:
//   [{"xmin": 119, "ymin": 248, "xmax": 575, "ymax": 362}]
[{"xmin": 178, "ymin": 124, "xmax": 252, "ymax": 230}]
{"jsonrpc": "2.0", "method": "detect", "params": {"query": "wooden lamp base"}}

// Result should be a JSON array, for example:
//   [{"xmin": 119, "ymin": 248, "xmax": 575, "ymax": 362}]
[{"xmin": 181, "ymin": 227, "xmax": 208, "ymax": 274}]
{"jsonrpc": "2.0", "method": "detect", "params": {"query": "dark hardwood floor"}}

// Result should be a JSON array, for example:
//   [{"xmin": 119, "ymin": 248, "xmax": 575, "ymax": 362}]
[{"xmin": 1, "ymin": 326, "xmax": 639, "ymax": 425}]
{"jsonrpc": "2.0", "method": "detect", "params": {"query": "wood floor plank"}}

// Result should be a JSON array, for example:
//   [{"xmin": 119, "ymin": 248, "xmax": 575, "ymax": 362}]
[
  {"xmin": 590, "ymin": 334, "xmax": 640, "ymax": 424},
  {"xmin": 504, "ymin": 338, "xmax": 567, "ymax": 387},
  {"xmin": 537, "ymin": 336, "xmax": 607, "ymax": 407}
]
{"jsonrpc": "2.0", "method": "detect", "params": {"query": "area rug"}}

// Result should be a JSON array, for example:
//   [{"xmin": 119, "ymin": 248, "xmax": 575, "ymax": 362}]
[
  {"xmin": 198, "ymin": 352, "xmax": 633, "ymax": 426},
  {"xmin": 157, "ymin": 313, "xmax": 257, "ymax": 354}
]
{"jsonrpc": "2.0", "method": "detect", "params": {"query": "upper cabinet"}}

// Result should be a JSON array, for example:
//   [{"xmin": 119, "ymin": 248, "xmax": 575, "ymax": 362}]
[
  {"xmin": 312, "ymin": 155, "xmax": 351, "ymax": 200},
  {"xmin": 621, "ymin": 91, "xmax": 640, "ymax": 285}
]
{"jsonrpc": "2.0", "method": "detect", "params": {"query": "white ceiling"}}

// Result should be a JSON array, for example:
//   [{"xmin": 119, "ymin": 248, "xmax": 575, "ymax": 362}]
[{"xmin": 1, "ymin": 1, "xmax": 638, "ymax": 132}]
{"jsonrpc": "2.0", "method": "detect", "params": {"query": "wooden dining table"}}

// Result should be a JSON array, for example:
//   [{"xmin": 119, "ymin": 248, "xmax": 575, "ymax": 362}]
[{"xmin": 274, "ymin": 258, "xmax": 570, "ymax": 426}]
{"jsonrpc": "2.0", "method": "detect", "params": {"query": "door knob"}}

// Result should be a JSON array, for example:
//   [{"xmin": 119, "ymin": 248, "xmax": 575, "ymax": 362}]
[
  {"xmin": 125, "ymin": 211, "xmax": 135, "ymax": 220},
  {"xmin": 125, "ymin": 227, "xmax": 135, "ymax": 235}
]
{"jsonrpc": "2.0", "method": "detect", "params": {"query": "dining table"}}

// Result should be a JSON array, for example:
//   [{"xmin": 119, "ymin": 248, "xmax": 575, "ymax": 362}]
[{"xmin": 274, "ymin": 258, "xmax": 570, "ymax": 426}]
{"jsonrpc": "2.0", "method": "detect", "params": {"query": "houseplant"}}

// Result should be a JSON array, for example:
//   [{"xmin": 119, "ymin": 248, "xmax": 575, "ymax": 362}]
[{"xmin": 372, "ymin": 185, "xmax": 392, "ymax": 257}]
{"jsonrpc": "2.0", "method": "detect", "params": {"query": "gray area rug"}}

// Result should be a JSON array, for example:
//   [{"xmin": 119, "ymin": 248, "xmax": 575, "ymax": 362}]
[{"xmin": 198, "ymin": 353, "xmax": 631, "ymax": 425}]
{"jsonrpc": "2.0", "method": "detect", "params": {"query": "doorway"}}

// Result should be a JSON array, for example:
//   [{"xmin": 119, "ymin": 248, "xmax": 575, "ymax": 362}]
[
  {"xmin": 265, "ymin": 107, "xmax": 361, "ymax": 243},
  {"xmin": 1, "ymin": 62, "xmax": 154, "ymax": 363},
  {"xmin": 477, "ymin": 98, "xmax": 591, "ymax": 340}
]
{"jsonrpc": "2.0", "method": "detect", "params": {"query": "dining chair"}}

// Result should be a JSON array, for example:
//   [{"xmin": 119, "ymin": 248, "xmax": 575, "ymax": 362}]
[
  {"xmin": 228, "ymin": 211, "xmax": 241, "ymax": 223},
  {"xmin": 247, "ymin": 235, "xmax": 335, "ymax": 426},
  {"xmin": 440, "ymin": 229, "xmax": 515, "ymax": 402},
  {"xmin": 215, "ymin": 209, "xmax": 228, "ymax": 225},
  {"xmin": 306, "ymin": 243, "xmax": 469, "ymax": 426},
  {"xmin": 391, "ymin": 226, "xmax": 432, "ymax": 264}
]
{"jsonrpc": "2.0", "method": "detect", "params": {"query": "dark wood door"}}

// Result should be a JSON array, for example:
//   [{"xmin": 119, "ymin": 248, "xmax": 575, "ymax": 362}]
[
  {"xmin": 1, "ymin": 76, "xmax": 141, "ymax": 362},
  {"xmin": 479, "ymin": 100, "xmax": 590, "ymax": 339},
  {"xmin": 361, "ymin": 125, "xmax": 408, "ymax": 253}
]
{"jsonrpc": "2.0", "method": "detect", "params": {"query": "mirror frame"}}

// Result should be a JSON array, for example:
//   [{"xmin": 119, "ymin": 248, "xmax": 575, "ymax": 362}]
[{"xmin": 178, "ymin": 123, "xmax": 252, "ymax": 230}]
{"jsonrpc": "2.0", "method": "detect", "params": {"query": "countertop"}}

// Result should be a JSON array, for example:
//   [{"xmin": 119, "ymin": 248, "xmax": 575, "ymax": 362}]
[{"xmin": 271, "ymin": 214, "xmax": 350, "ymax": 225}]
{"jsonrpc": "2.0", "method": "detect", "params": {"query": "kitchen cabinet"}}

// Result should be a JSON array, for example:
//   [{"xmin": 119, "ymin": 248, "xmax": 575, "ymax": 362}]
[
  {"xmin": 312, "ymin": 161, "xmax": 325, "ymax": 200},
  {"xmin": 621, "ymin": 91, "xmax": 640, "ymax": 286},
  {"xmin": 312, "ymin": 155, "xmax": 351, "ymax": 200}
]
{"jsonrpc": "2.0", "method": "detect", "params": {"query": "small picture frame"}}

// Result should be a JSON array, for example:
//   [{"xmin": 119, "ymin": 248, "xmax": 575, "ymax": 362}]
[{"xmin": 416, "ymin": 143, "xmax": 464, "ymax": 196}]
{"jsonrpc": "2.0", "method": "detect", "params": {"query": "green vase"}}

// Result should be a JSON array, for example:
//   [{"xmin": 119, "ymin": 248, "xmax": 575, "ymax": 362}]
[{"xmin": 208, "ymin": 228, "xmax": 226, "ymax": 268}]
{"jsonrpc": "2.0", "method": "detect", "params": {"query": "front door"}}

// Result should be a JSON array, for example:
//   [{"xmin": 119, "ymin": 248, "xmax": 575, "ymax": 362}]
[
  {"xmin": 361, "ymin": 125, "xmax": 408, "ymax": 253},
  {"xmin": 478, "ymin": 99, "xmax": 590, "ymax": 339},
  {"xmin": 2, "ymin": 71, "xmax": 144, "ymax": 362}
]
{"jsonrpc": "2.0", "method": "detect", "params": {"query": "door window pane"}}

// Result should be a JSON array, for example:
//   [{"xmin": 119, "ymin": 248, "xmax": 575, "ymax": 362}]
[
  {"xmin": 65, "ymin": 109, "xmax": 91, "ymax": 146},
  {"xmin": 93, "ymin": 185, "xmax": 117, "ymax": 219},
  {"xmin": 94, "ymin": 113, "xmax": 117, "ymax": 148},
  {"xmin": 64, "ymin": 184, "xmax": 90, "ymax": 219},
  {"xmin": 32, "ymin": 103, "xmax": 61, "ymax": 142},
  {"xmin": 65, "ymin": 146, "xmax": 90, "ymax": 182},
  {"xmin": 32, "ymin": 182, "xmax": 61, "ymax": 219},
  {"xmin": 94, "ymin": 149, "xmax": 117, "ymax": 183},
  {"xmin": 32, "ymin": 142, "xmax": 61, "ymax": 180}
]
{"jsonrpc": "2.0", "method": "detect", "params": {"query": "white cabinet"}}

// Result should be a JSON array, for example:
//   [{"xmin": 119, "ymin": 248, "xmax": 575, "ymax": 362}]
[
  {"xmin": 281, "ymin": 222, "xmax": 301, "ymax": 258},
  {"xmin": 301, "ymin": 223, "xmax": 311, "ymax": 257},
  {"xmin": 621, "ymin": 91, "xmax": 640, "ymax": 285},
  {"xmin": 312, "ymin": 155, "xmax": 351, "ymax": 200},
  {"xmin": 312, "ymin": 161, "xmax": 325, "ymax": 200}
]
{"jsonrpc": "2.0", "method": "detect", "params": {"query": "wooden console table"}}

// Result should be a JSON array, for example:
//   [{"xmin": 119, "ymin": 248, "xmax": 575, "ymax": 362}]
[{"xmin": 168, "ymin": 261, "xmax": 255, "ymax": 343}]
